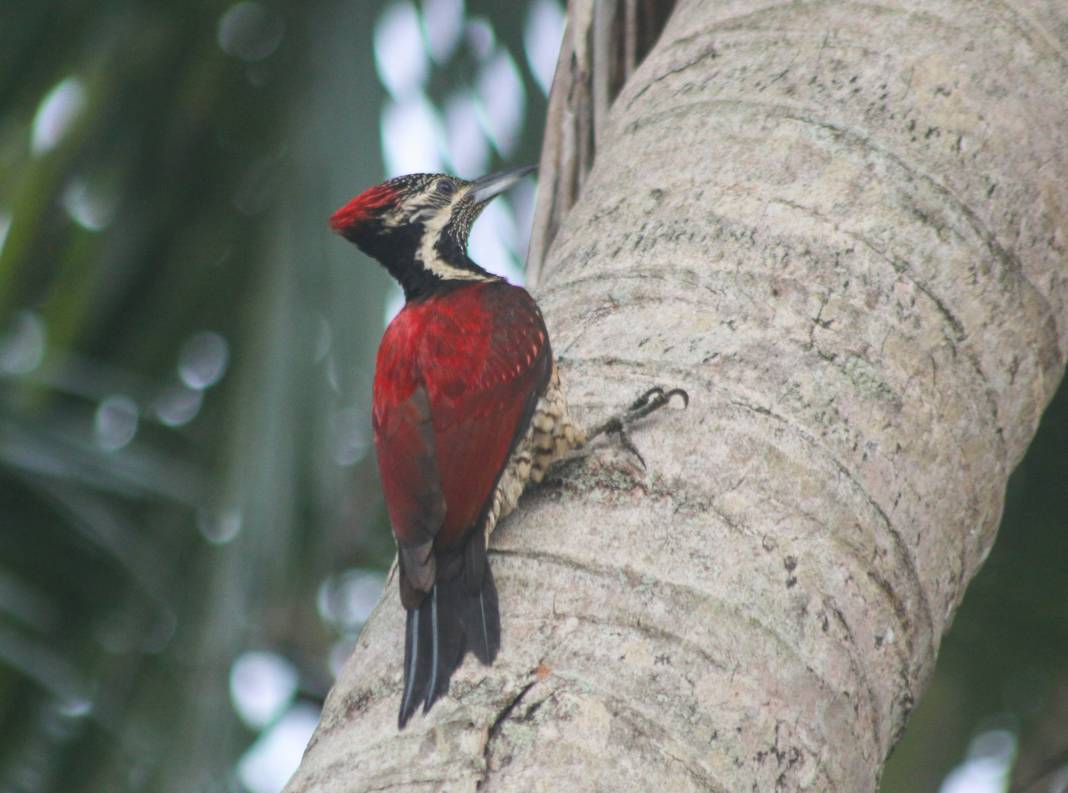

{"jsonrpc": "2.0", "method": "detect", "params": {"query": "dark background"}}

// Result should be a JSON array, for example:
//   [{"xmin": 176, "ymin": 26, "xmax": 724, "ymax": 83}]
[{"xmin": 0, "ymin": 2, "xmax": 1063, "ymax": 791}]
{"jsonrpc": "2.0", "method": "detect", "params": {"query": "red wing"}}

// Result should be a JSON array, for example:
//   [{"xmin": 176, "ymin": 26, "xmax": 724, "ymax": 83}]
[
  {"xmin": 374, "ymin": 282, "xmax": 551, "ymax": 570},
  {"xmin": 374, "ymin": 384, "xmax": 445, "ymax": 595},
  {"xmin": 422, "ymin": 288, "xmax": 551, "ymax": 548}
]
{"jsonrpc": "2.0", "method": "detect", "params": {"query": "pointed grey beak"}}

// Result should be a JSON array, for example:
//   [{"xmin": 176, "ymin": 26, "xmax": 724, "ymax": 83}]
[{"xmin": 468, "ymin": 165, "xmax": 536, "ymax": 204}]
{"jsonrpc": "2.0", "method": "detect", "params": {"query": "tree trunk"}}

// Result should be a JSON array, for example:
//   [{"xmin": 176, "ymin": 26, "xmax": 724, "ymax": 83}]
[{"xmin": 285, "ymin": 1, "xmax": 1068, "ymax": 790}]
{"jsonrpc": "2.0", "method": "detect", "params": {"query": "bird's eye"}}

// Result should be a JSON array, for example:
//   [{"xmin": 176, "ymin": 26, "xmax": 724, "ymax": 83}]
[{"xmin": 434, "ymin": 179, "xmax": 456, "ymax": 197}]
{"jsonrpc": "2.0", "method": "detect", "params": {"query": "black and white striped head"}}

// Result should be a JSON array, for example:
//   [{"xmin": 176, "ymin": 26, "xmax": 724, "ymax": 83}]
[{"xmin": 330, "ymin": 166, "xmax": 534, "ymax": 301}]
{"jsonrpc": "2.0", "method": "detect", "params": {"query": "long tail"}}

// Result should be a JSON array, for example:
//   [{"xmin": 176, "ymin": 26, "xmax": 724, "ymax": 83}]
[{"xmin": 398, "ymin": 562, "xmax": 499, "ymax": 728}]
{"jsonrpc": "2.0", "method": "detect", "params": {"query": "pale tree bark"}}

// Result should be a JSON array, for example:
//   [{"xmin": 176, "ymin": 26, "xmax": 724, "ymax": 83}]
[{"xmin": 286, "ymin": 1, "xmax": 1068, "ymax": 791}]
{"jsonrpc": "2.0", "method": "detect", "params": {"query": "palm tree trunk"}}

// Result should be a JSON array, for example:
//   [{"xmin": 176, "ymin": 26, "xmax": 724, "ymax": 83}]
[{"xmin": 284, "ymin": 1, "xmax": 1068, "ymax": 790}]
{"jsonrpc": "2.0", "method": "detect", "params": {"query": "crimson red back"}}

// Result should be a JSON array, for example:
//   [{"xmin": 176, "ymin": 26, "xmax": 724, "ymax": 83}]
[{"xmin": 372, "ymin": 280, "xmax": 551, "ymax": 550}]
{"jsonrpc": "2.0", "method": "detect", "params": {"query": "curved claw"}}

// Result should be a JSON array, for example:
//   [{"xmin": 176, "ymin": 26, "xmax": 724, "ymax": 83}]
[
  {"xmin": 585, "ymin": 384, "xmax": 690, "ymax": 451},
  {"xmin": 664, "ymin": 388, "xmax": 689, "ymax": 408},
  {"xmin": 628, "ymin": 386, "xmax": 689, "ymax": 413},
  {"xmin": 629, "ymin": 386, "xmax": 665, "ymax": 411}
]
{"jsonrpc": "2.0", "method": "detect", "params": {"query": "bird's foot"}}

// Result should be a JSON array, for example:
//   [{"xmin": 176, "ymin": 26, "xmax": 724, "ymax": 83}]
[{"xmin": 585, "ymin": 386, "xmax": 688, "ymax": 468}]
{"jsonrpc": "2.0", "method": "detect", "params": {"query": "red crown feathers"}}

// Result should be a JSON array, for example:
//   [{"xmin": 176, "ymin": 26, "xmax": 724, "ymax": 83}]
[{"xmin": 329, "ymin": 183, "xmax": 399, "ymax": 234}]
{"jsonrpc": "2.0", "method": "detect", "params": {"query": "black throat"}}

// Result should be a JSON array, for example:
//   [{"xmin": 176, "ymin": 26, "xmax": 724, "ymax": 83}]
[{"xmin": 355, "ymin": 222, "xmax": 497, "ymax": 303}]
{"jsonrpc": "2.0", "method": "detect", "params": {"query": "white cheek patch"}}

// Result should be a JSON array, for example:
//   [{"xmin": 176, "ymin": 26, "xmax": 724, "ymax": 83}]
[{"xmin": 415, "ymin": 191, "xmax": 494, "ymax": 282}]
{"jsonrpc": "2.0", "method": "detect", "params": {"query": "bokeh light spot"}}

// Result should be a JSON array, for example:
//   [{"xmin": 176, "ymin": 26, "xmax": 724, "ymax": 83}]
[
  {"xmin": 470, "ymin": 199, "xmax": 523, "ymax": 285},
  {"xmin": 374, "ymin": 1, "xmax": 429, "ymax": 100},
  {"xmin": 317, "ymin": 568, "xmax": 386, "ymax": 632},
  {"xmin": 329, "ymin": 406, "xmax": 370, "ymax": 467},
  {"xmin": 0, "ymin": 310, "xmax": 46, "ymax": 375},
  {"xmin": 510, "ymin": 174, "xmax": 538, "ymax": 259},
  {"xmin": 380, "ymin": 96, "xmax": 444, "ymax": 176},
  {"xmin": 237, "ymin": 703, "xmax": 319, "ymax": 793},
  {"xmin": 939, "ymin": 728, "xmax": 1016, "ymax": 793},
  {"xmin": 93, "ymin": 395, "xmax": 139, "ymax": 452},
  {"xmin": 0, "ymin": 212, "xmax": 11, "ymax": 256},
  {"xmin": 313, "ymin": 314, "xmax": 332, "ymax": 363},
  {"xmin": 464, "ymin": 17, "xmax": 495, "ymax": 61},
  {"xmin": 230, "ymin": 650, "xmax": 298, "ymax": 730},
  {"xmin": 55, "ymin": 697, "xmax": 92, "ymax": 719},
  {"xmin": 31, "ymin": 77, "xmax": 87, "ymax": 155},
  {"xmin": 217, "ymin": 2, "xmax": 285, "ymax": 63},
  {"xmin": 444, "ymin": 91, "xmax": 490, "ymax": 176},
  {"xmin": 476, "ymin": 48, "xmax": 525, "ymax": 156},
  {"xmin": 197, "ymin": 506, "xmax": 243, "ymax": 544},
  {"xmin": 422, "ymin": 0, "xmax": 464, "ymax": 63},
  {"xmin": 61, "ymin": 179, "xmax": 115, "ymax": 232},
  {"xmin": 178, "ymin": 331, "xmax": 229, "ymax": 390},
  {"xmin": 153, "ymin": 383, "xmax": 204, "ymax": 427},
  {"xmin": 524, "ymin": 0, "xmax": 564, "ymax": 95}
]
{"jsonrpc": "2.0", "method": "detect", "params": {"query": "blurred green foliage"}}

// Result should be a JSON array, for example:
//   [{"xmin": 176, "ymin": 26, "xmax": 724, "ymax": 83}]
[
  {"xmin": 0, "ymin": 0, "xmax": 549, "ymax": 790},
  {"xmin": 0, "ymin": 2, "xmax": 387, "ymax": 790}
]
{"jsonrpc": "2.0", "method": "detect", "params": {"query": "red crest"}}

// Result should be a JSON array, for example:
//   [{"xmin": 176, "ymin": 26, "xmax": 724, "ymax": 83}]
[{"xmin": 329, "ymin": 183, "xmax": 398, "ymax": 234}]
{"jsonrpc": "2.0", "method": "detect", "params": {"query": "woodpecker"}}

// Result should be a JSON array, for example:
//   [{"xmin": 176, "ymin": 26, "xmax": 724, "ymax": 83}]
[{"xmin": 330, "ymin": 167, "xmax": 685, "ymax": 728}]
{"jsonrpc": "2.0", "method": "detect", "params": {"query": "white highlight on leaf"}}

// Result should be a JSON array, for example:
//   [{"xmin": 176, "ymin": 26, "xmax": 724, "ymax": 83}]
[
  {"xmin": 509, "ymin": 175, "xmax": 538, "ymax": 263},
  {"xmin": 476, "ymin": 48, "xmax": 525, "ymax": 157},
  {"xmin": 470, "ymin": 199, "xmax": 523, "ymax": 285},
  {"xmin": 154, "ymin": 384, "xmax": 203, "ymax": 427},
  {"xmin": 0, "ymin": 212, "xmax": 11, "ymax": 257},
  {"xmin": 422, "ymin": 0, "xmax": 464, "ymax": 63},
  {"xmin": 230, "ymin": 650, "xmax": 298, "ymax": 730},
  {"xmin": 94, "ymin": 395, "xmax": 139, "ymax": 452},
  {"xmin": 237, "ymin": 703, "xmax": 319, "ymax": 793},
  {"xmin": 374, "ymin": 1, "xmax": 429, "ymax": 99},
  {"xmin": 178, "ymin": 331, "xmax": 229, "ymax": 390},
  {"xmin": 32, "ymin": 77, "xmax": 87, "ymax": 155},
  {"xmin": 938, "ymin": 728, "xmax": 1016, "ymax": 793},
  {"xmin": 61, "ymin": 179, "xmax": 115, "ymax": 232},
  {"xmin": 317, "ymin": 568, "xmax": 386, "ymax": 631},
  {"xmin": 381, "ymin": 95, "xmax": 444, "ymax": 177},
  {"xmin": 464, "ymin": 17, "xmax": 495, "ymax": 61},
  {"xmin": 329, "ymin": 405, "xmax": 370, "ymax": 466},
  {"xmin": 197, "ymin": 506, "xmax": 243, "ymax": 544},
  {"xmin": 444, "ymin": 91, "xmax": 490, "ymax": 176},
  {"xmin": 0, "ymin": 310, "xmax": 46, "ymax": 375},
  {"xmin": 524, "ymin": 0, "xmax": 564, "ymax": 95}
]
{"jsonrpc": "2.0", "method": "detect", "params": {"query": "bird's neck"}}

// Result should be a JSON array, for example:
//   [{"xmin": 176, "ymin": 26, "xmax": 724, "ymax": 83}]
[{"xmin": 364, "ymin": 229, "xmax": 498, "ymax": 303}]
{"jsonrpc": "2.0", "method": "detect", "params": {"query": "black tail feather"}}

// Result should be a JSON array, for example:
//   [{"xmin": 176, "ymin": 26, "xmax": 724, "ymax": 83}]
[
  {"xmin": 467, "ymin": 563, "xmax": 500, "ymax": 664},
  {"xmin": 397, "ymin": 563, "xmax": 499, "ymax": 728},
  {"xmin": 399, "ymin": 603, "xmax": 430, "ymax": 726}
]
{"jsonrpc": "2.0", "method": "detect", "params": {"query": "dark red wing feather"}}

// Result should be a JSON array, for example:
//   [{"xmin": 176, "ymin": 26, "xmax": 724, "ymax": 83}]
[
  {"xmin": 374, "ymin": 384, "xmax": 443, "ymax": 598},
  {"xmin": 373, "ymin": 281, "xmax": 551, "ymax": 561}
]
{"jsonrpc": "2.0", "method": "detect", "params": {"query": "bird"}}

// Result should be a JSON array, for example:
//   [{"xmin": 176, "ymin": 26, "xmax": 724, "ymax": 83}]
[{"xmin": 330, "ymin": 166, "xmax": 686, "ymax": 728}]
